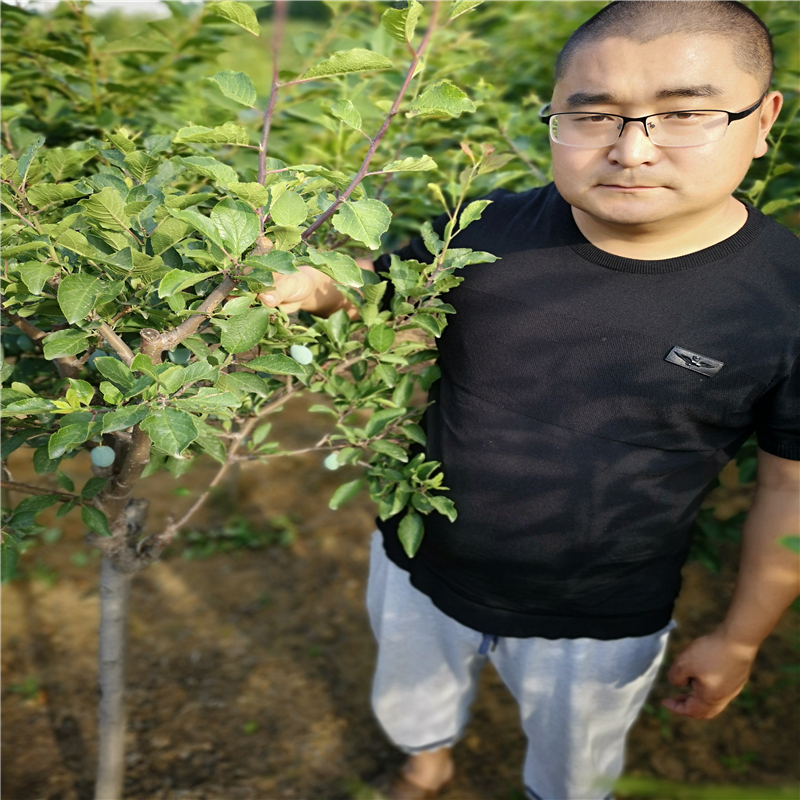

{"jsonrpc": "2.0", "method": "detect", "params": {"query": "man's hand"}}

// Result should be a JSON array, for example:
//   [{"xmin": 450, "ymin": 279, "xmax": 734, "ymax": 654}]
[
  {"xmin": 662, "ymin": 629, "xmax": 757, "ymax": 719},
  {"xmin": 256, "ymin": 258, "xmax": 375, "ymax": 318}
]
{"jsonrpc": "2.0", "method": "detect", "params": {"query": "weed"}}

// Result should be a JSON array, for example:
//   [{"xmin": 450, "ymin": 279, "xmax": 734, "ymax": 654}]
[
  {"xmin": 178, "ymin": 514, "xmax": 298, "ymax": 560},
  {"xmin": 6, "ymin": 676, "xmax": 40, "ymax": 701}
]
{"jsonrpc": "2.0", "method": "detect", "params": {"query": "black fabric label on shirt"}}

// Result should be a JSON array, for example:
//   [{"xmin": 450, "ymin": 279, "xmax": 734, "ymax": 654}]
[{"xmin": 665, "ymin": 346, "xmax": 724, "ymax": 377}]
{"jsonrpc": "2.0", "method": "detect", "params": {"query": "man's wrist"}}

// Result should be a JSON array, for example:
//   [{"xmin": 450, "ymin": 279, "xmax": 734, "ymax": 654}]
[{"xmin": 713, "ymin": 620, "xmax": 763, "ymax": 657}]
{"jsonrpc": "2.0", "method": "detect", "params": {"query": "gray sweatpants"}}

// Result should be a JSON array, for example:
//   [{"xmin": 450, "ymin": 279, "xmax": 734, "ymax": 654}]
[{"xmin": 366, "ymin": 531, "xmax": 675, "ymax": 800}]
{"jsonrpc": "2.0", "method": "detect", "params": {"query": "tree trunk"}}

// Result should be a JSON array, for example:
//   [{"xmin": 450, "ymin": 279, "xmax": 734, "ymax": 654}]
[{"xmin": 94, "ymin": 557, "xmax": 132, "ymax": 800}]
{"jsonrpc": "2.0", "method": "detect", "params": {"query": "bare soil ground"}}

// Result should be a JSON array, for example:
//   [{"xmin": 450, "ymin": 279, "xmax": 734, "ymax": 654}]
[{"xmin": 2, "ymin": 396, "xmax": 799, "ymax": 800}]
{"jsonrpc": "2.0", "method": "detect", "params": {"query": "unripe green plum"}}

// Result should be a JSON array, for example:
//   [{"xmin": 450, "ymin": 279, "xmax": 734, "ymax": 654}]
[
  {"xmin": 91, "ymin": 446, "xmax": 116, "ymax": 468},
  {"xmin": 289, "ymin": 344, "xmax": 313, "ymax": 365}
]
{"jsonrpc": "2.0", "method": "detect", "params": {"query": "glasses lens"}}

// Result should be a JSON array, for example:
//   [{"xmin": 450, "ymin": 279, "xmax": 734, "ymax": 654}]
[
  {"xmin": 647, "ymin": 111, "xmax": 729, "ymax": 147},
  {"xmin": 550, "ymin": 114, "xmax": 621, "ymax": 146}
]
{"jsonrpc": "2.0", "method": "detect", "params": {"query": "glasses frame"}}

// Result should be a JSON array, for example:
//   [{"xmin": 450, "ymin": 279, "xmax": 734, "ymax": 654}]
[{"xmin": 539, "ymin": 94, "xmax": 766, "ymax": 148}]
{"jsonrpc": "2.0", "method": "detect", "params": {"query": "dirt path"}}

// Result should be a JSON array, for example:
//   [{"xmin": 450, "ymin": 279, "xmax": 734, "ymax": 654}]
[{"xmin": 2, "ymin": 397, "xmax": 799, "ymax": 799}]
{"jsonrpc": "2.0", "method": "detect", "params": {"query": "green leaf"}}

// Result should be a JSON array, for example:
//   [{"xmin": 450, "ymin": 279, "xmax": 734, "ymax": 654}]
[
  {"xmin": 368, "ymin": 323, "xmax": 396, "ymax": 353},
  {"xmin": 141, "ymin": 408, "xmax": 198, "ymax": 456},
  {"xmin": 243, "ymin": 250, "xmax": 298, "ymax": 275},
  {"xmin": 42, "ymin": 329, "xmax": 90, "ymax": 359},
  {"xmin": 301, "ymin": 49, "xmax": 393, "ymax": 81},
  {"xmin": 124, "ymin": 151, "xmax": 160, "ymax": 184},
  {"xmin": 429, "ymin": 495, "xmax": 457, "ymax": 522},
  {"xmin": 1, "ymin": 397, "xmax": 55, "ymax": 417},
  {"xmin": 173, "ymin": 387, "xmax": 241, "ymax": 413},
  {"xmin": 57, "ymin": 274, "xmax": 101, "ymax": 324},
  {"xmin": 167, "ymin": 207, "xmax": 227, "ymax": 251},
  {"xmin": 176, "ymin": 156, "xmax": 239, "ymax": 186},
  {"xmin": 328, "ymin": 479, "xmax": 363, "ymax": 510},
  {"xmin": 82, "ymin": 505, "xmax": 112, "ymax": 537},
  {"xmin": 106, "ymin": 131, "xmax": 137, "ymax": 154},
  {"xmin": 366, "ymin": 407, "xmax": 406, "ymax": 438},
  {"xmin": 1, "ymin": 537, "xmax": 19, "ymax": 583},
  {"xmin": 382, "ymin": 0, "xmax": 422, "ymax": 42},
  {"xmin": 332, "ymin": 199, "xmax": 391, "ymax": 250},
  {"xmin": 246, "ymin": 354, "xmax": 307, "ymax": 377},
  {"xmin": 19, "ymin": 262, "xmax": 57, "ymax": 295},
  {"xmin": 269, "ymin": 190, "xmax": 308, "ymax": 227},
  {"xmin": 27, "ymin": 183, "xmax": 87, "ymax": 208},
  {"xmin": 398, "ymin": 509, "xmax": 424, "ymax": 557},
  {"xmin": 209, "ymin": 1, "xmax": 260, "ymax": 35},
  {"xmin": 174, "ymin": 122, "xmax": 251, "ymax": 146},
  {"xmin": 389, "ymin": 255, "xmax": 421, "ymax": 295},
  {"xmin": 221, "ymin": 372, "xmax": 269, "ymax": 397},
  {"xmin": 305, "ymin": 248, "xmax": 363, "ymax": 287},
  {"xmin": 211, "ymin": 198, "xmax": 259, "ymax": 259},
  {"xmin": 220, "ymin": 306, "xmax": 271, "ymax": 354},
  {"xmin": 421, "ymin": 221, "xmax": 443, "ymax": 256},
  {"xmin": 151, "ymin": 217, "xmax": 193, "ymax": 255},
  {"xmin": 80, "ymin": 187, "xmax": 130, "ymax": 231},
  {"xmin": 94, "ymin": 357, "xmax": 134, "ymax": 389},
  {"xmin": 374, "ymin": 363, "xmax": 399, "ymax": 387},
  {"xmin": 101, "ymin": 405, "xmax": 149, "ymax": 434},
  {"xmin": 48, "ymin": 423, "xmax": 91, "ymax": 459},
  {"xmin": 158, "ymin": 269, "xmax": 208, "ymax": 298},
  {"xmin": 369, "ymin": 440, "xmax": 408, "ymax": 462},
  {"xmin": 1, "ymin": 241, "xmax": 49, "ymax": 258},
  {"xmin": 131, "ymin": 353, "xmax": 158, "ymax": 379},
  {"xmin": 207, "ymin": 70, "xmax": 257, "ymax": 106},
  {"xmin": 406, "ymin": 80, "xmax": 476, "ymax": 118},
  {"xmin": 100, "ymin": 381, "xmax": 124, "ymax": 405},
  {"xmin": 81, "ymin": 477, "xmax": 108, "ymax": 500},
  {"xmin": 450, "ymin": 0, "xmax": 483, "ymax": 19},
  {"xmin": 403, "ymin": 423, "xmax": 426, "ymax": 446},
  {"xmin": 164, "ymin": 192, "xmax": 216, "ymax": 210},
  {"xmin": 330, "ymin": 99, "xmax": 362, "ymax": 130},
  {"xmin": 33, "ymin": 444, "xmax": 60, "ymax": 474},
  {"xmin": 380, "ymin": 155, "xmax": 438, "ymax": 173},
  {"xmin": 228, "ymin": 182, "xmax": 270, "ymax": 208},
  {"xmin": 56, "ymin": 229, "xmax": 100, "ymax": 259},
  {"xmin": 410, "ymin": 313, "xmax": 441, "ymax": 338},
  {"xmin": 17, "ymin": 135, "xmax": 45, "ymax": 179},
  {"xmin": 45, "ymin": 148, "xmax": 94, "ymax": 182},
  {"xmin": 268, "ymin": 226, "xmax": 303, "ymax": 251},
  {"xmin": 459, "ymin": 199, "xmax": 491, "ymax": 231}
]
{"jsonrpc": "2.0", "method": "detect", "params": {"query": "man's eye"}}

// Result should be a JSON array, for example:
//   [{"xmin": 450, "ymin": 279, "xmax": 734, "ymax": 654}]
[
  {"xmin": 663, "ymin": 111, "xmax": 707, "ymax": 121},
  {"xmin": 574, "ymin": 115, "xmax": 615, "ymax": 123}
]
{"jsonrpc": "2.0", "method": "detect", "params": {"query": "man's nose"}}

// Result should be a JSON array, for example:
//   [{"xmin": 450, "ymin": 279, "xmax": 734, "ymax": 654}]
[{"xmin": 607, "ymin": 119, "xmax": 660, "ymax": 166}]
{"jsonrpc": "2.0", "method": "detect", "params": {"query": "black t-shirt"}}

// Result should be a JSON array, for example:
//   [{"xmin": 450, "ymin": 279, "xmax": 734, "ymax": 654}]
[{"xmin": 376, "ymin": 183, "xmax": 800, "ymax": 640}]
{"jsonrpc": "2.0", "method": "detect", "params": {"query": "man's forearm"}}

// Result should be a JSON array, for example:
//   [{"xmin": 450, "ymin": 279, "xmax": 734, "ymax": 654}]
[{"xmin": 718, "ymin": 482, "xmax": 800, "ymax": 652}]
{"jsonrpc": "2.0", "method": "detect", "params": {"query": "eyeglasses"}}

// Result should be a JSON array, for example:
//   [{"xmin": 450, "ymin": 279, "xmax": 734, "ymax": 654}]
[{"xmin": 540, "ymin": 94, "xmax": 765, "ymax": 148}]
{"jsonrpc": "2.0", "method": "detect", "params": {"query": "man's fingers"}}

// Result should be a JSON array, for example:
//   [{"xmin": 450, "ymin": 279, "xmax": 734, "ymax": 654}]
[
  {"xmin": 666, "ymin": 661, "xmax": 691, "ymax": 687},
  {"xmin": 662, "ymin": 694, "xmax": 723, "ymax": 720},
  {"xmin": 257, "ymin": 272, "xmax": 312, "ymax": 307}
]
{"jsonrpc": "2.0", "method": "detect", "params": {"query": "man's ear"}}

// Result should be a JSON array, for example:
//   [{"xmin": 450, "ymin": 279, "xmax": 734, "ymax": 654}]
[{"xmin": 753, "ymin": 91, "xmax": 783, "ymax": 159}]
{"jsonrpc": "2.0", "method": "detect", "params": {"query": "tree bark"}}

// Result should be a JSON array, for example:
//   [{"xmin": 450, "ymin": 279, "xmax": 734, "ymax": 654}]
[{"xmin": 94, "ymin": 557, "xmax": 132, "ymax": 800}]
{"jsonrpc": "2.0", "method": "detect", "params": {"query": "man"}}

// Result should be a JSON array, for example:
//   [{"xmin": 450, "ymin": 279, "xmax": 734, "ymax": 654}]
[{"xmin": 260, "ymin": 2, "xmax": 800, "ymax": 798}]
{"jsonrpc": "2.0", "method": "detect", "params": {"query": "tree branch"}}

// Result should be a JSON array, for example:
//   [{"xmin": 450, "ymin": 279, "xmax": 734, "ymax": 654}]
[
  {"xmin": 0, "ymin": 480, "xmax": 79, "ymax": 502},
  {"xmin": 301, "ymin": 0, "xmax": 441, "ymax": 242},
  {"xmin": 97, "ymin": 322, "xmax": 134, "ymax": 366},
  {"xmin": 95, "ymin": 425, "xmax": 152, "ymax": 528},
  {"xmin": 135, "ymin": 380, "xmax": 303, "ymax": 561},
  {"xmin": 257, "ymin": 0, "xmax": 288, "ymax": 190},
  {"xmin": 499, "ymin": 126, "xmax": 546, "ymax": 182},
  {"xmin": 139, "ymin": 276, "xmax": 235, "ymax": 363}
]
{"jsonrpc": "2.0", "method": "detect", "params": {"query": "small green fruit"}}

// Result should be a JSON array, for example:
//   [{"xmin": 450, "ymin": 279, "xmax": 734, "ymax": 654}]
[
  {"xmin": 289, "ymin": 344, "xmax": 313, "ymax": 365},
  {"xmin": 91, "ymin": 446, "xmax": 116, "ymax": 468}
]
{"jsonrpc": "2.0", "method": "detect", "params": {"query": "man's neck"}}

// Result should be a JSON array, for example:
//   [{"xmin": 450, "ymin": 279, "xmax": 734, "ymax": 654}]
[{"xmin": 571, "ymin": 197, "xmax": 749, "ymax": 261}]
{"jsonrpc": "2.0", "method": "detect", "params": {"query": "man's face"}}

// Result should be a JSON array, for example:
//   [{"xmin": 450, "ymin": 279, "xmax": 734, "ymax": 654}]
[{"xmin": 549, "ymin": 33, "xmax": 778, "ymax": 229}]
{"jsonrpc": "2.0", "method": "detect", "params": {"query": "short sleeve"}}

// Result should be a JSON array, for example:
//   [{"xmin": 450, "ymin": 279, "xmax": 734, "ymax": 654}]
[{"xmin": 755, "ymin": 354, "xmax": 800, "ymax": 460}]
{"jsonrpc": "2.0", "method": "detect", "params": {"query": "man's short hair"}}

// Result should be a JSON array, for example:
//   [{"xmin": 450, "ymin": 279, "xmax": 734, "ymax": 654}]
[{"xmin": 555, "ymin": 1, "xmax": 773, "ymax": 93}]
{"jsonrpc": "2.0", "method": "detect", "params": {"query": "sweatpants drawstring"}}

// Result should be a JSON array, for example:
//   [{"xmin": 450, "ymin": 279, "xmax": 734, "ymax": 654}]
[{"xmin": 478, "ymin": 634, "xmax": 499, "ymax": 655}]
